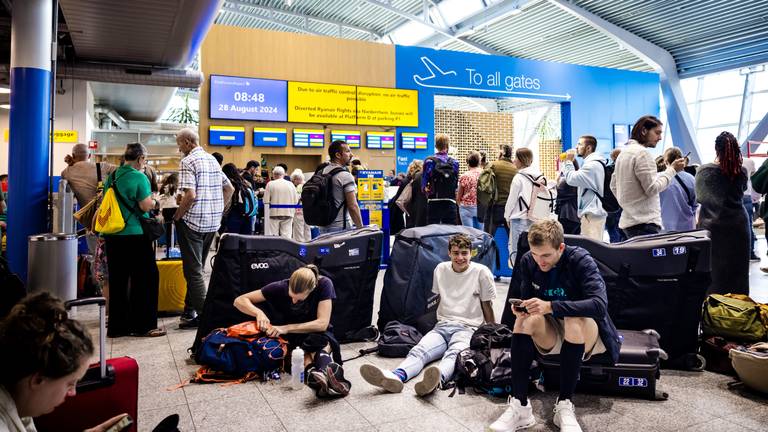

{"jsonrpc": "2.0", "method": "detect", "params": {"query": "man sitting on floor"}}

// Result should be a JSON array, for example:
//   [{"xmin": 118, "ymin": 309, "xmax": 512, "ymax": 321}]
[
  {"xmin": 488, "ymin": 219, "xmax": 621, "ymax": 432},
  {"xmin": 359, "ymin": 233, "xmax": 496, "ymax": 396}
]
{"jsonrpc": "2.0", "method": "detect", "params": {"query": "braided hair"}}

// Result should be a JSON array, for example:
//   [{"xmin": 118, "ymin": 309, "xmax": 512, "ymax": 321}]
[
  {"xmin": 715, "ymin": 131, "xmax": 742, "ymax": 181},
  {"xmin": 0, "ymin": 292, "xmax": 94, "ymax": 387}
]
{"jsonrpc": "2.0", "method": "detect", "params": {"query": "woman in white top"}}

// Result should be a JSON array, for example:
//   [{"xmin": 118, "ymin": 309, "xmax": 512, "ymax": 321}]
[
  {"xmin": 291, "ymin": 169, "xmax": 312, "ymax": 242},
  {"xmin": 504, "ymin": 148, "xmax": 544, "ymax": 268}
]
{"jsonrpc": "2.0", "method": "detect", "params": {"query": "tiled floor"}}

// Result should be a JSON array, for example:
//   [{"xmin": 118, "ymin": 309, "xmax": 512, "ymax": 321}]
[{"xmin": 72, "ymin": 235, "xmax": 768, "ymax": 432}]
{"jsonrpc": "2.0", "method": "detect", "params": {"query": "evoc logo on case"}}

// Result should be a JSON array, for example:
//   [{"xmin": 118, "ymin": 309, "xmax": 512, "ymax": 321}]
[{"xmin": 251, "ymin": 262, "xmax": 269, "ymax": 270}]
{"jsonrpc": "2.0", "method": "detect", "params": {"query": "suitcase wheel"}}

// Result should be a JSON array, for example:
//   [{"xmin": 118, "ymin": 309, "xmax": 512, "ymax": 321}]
[
  {"xmin": 641, "ymin": 329, "xmax": 661, "ymax": 339},
  {"xmin": 655, "ymin": 389, "xmax": 669, "ymax": 401},
  {"xmin": 684, "ymin": 353, "xmax": 706, "ymax": 371}
]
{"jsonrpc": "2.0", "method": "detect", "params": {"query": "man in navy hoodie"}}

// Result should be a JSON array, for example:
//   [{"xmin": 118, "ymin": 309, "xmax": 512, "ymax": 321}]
[{"xmin": 488, "ymin": 219, "xmax": 620, "ymax": 432}]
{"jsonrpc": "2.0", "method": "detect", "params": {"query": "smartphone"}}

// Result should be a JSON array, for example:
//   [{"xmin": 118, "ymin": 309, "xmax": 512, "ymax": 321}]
[
  {"xmin": 508, "ymin": 298, "xmax": 528, "ymax": 313},
  {"xmin": 683, "ymin": 151, "xmax": 691, "ymax": 159},
  {"xmin": 105, "ymin": 415, "xmax": 133, "ymax": 432}
]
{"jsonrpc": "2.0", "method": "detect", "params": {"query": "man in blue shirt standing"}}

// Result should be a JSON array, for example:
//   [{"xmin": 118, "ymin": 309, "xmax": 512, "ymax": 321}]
[
  {"xmin": 659, "ymin": 147, "xmax": 697, "ymax": 232},
  {"xmin": 421, "ymin": 133, "xmax": 459, "ymax": 224},
  {"xmin": 488, "ymin": 219, "xmax": 621, "ymax": 432}
]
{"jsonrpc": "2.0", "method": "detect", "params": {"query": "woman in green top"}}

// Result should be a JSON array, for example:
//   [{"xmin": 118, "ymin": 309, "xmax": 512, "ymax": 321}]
[{"xmin": 102, "ymin": 143, "xmax": 165, "ymax": 337}]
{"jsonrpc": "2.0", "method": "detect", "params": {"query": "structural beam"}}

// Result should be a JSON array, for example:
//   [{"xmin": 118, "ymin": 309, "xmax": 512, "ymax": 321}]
[
  {"xmin": 221, "ymin": 3, "xmax": 326, "ymax": 37},
  {"xmin": 225, "ymin": 0, "xmax": 382, "ymax": 39},
  {"xmin": 548, "ymin": 0, "xmax": 701, "ymax": 163},
  {"xmin": 743, "ymin": 112, "xmax": 768, "ymax": 154},
  {"xmin": 362, "ymin": 0, "xmax": 504, "ymax": 56}
]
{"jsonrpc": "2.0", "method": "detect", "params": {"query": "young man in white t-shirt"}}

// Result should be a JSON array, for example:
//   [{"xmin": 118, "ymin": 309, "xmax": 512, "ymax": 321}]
[{"xmin": 360, "ymin": 234, "xmax": 496, "ymax": 396}]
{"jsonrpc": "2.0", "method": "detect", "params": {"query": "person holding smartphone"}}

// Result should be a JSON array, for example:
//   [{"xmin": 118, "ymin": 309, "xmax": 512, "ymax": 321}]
[{"xmin": 488, "ymin": 220, "xmax": 621, "ymax": 432}]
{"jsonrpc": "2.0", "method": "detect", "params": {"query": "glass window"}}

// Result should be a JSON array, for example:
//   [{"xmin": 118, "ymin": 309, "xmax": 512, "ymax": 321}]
[
  {"xmin": 752, "ymin": 70, "xmax": 768, "ymax": 92},
  {"xmin": 750, "ymin": 92, "xmax": 768, "ymax": 122},
  {"xmin": 680, "ymin": 77, "xmax": 699, "ymax": 104},
  {"xmin": 700, "ymin": 70, "xmax": 744, "ymax": 100},
  {"xmin": 697, "ymin": 97, "xmax": 741, "ymax": 127},
  {"xmin": 697, "ymin": 126, "xmax": 737, "ymax": 164}
]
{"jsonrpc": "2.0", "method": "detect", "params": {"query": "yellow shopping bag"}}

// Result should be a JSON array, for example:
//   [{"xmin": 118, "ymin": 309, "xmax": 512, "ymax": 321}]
[{"xmin": 94, "ymin": 187, "xmax": 125, "ymax": 234}]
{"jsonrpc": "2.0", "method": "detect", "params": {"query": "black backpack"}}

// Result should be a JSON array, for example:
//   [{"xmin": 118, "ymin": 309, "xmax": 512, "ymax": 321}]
[
  {"xmin": 451, "ymin": 323, "xmax": 515, "ymax": 397},
  {"xmin": 583, "ymin": 160, "xmax": 620, "ymax": 213},
  {"xmin": 378, "ymin": 321, "xmax": 423, "ymax": 357},
  {"xmin": 301, "ymin": 163, "xmax": 349, "ymax": 226},
  {"xmin": 426, "ymin": 156, "xmax": 458, "ymax": 199}
]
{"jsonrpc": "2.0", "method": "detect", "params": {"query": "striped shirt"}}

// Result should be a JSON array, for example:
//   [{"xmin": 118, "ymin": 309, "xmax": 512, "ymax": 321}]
[{"xmin": 179, "ymin": 147, "xmax": 229, "ymax": 233}]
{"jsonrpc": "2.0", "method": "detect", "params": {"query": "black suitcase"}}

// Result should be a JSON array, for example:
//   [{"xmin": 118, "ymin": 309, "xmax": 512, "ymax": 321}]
[
  {"xmin": 192, "ymin": 228, "xmax": 382, "ymax": 353},
  {"xmin": 504, "ymin": 230, "xmax": 711, "ymax": 370},
  {"xmin": 539, "ymin": 329, "xmax": 669, "ymax": 401}
]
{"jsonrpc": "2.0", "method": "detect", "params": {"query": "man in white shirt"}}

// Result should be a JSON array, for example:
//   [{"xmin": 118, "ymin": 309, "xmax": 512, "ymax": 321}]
[
  {"xmin": 563, "ymin": 136, "xmax": 607, "ymax": 241},
  {"xmin": 359, "ymin": 234, "xmax": 496, "ymax": 396},
  {"xmin": 610, "ymin": 115, "xmax": 685, "ymax": 238},
  {"xmin": 264, "ymin": 166, "xmax": 298, "ymax": 238}
]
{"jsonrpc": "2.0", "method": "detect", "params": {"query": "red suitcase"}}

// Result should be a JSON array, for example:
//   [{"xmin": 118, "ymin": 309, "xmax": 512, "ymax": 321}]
[{"xmin": 35, "ymin": 297, "xmax": 139, "ymax": 432}]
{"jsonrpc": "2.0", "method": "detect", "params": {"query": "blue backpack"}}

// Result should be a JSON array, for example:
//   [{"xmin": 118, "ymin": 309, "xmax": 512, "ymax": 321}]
[
  {"xmin": 239, "ymin": 186, "xmax": 259, "ymax": 218},
  {"xmin": 194, "ymin": 321, "xmax": 286, "ymax": 383}
]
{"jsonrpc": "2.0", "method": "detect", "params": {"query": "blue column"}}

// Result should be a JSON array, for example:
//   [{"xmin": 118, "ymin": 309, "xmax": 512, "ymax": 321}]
[{"xmin": 8, "ymin": 0, "xmax": 52, "ymax": 281}]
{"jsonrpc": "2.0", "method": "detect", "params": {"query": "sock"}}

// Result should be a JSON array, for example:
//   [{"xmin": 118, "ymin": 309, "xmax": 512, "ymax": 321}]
[
  {"xmin": 511, "ymin": 334, "xmax": 536, "ymax": 406},
  {"xmin": 559, "ymin": 341, "xmax": 585, "ymax": 401},
  {"xmin": 314, "ymin": 351, "xmax": 332, "ymax": 371},
  {"xmin": 393, "ymin": 368, "xmax": 407, "ymax": 382}
]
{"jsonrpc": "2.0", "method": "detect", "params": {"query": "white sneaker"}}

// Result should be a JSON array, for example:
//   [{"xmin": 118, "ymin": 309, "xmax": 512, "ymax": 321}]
[
  {"xmin": 553, "ymin": 399, "xmax": 582, "ymax": 432},
  {"xmin": 487, "ymin": 396, "xmax": 536, "ymax": 431},
  {"xmin": 414, "ymin": 365, "xmax": 441, "ymax": 396},
  {"xmin": 359, "ymin": 364, "xmax": 404, "ymax": 393}
]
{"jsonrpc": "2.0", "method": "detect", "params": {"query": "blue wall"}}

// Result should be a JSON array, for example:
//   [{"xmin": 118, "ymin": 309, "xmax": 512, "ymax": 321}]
[{"xmin": 394, "ymin": 45, "xmax": 660, "ymax": 172}]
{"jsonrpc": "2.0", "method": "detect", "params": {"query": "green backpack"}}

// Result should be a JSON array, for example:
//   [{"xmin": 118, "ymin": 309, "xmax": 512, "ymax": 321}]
[
  {"xmin": 477, "ymin": 168, "xmax": 497, "ymax": 207},
  {"xmin": 702, "ymin": 294, "xmax": 768, "ymax": 342}
]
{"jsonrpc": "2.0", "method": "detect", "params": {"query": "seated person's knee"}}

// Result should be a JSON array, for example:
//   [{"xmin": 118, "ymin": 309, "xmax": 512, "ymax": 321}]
[
  {"xmin": 514, "ymin": 313, "xmax": 545, "ymax": 334},
  {"xmin": 563, "ymin": 317, "xmax": 589, "ymax": 342}
]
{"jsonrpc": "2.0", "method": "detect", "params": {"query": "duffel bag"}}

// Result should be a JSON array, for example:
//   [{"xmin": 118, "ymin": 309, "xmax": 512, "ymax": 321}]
[{"xmin": 702, "ymin": 294, "xmax": 767, "ymax": 342}]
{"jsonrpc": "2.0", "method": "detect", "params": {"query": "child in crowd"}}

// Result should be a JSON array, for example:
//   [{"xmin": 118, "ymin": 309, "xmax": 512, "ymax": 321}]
[
  {"xmin": 359, "ymin": 233, "xmax": 496, "ymax": 396},
  {"xmin": 234, "ymin": 265, "xmax": 351, "ymax": 398}
]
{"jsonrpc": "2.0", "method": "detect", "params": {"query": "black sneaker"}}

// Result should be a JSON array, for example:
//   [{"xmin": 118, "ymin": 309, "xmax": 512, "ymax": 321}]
[
  {"xmin": 305, "ymin": 367, "xmax": 330, "ymax": 395},
  {"xmin": 324, "ymin": 363, "xmax": 351, "ymax": 397},
  {"xmin": 178, "ymin": 316, "xmax": 199, "ymax": 329}
]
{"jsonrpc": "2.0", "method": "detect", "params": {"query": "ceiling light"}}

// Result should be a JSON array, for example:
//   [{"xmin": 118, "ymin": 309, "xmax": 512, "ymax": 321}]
[
  {"xmin": 0, "ymin": 88, "xmax": 9, "ymax": 94},
  {"xmin": 0, "ymin": 104, "xmax": 10, "ymax": 109}
]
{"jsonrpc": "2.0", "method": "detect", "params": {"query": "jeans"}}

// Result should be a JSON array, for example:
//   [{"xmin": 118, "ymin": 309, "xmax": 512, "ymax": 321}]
[
  {"xmin": 459, "ymin": 205, "xmax": 483, "ymax": 230},
  {"xmin": 427, "ymin": 200, "xmax": 458, "ymax": 225},
  {"xmin": 317, "ymin": 225, "xmax": 349, "ymax": 235},
  {"xmin": 743, "ymin": 196, "xmax": 757, "ymax": 255},
  {"xmin": 622, "ymin": 223, "xmax": 661, "ymax": 239},
  {"xmin": 397, "ymin": 321, "xmax": 474, "ymax": 382},
  {"xmin": 509, "ymin": 218, "xmax": 534, "ymax": 267},
  {"xmin": 606, "ymin": 210, "xmax": 625, "ymax": 243},
  {"xmin": 175, "ymin": 220, "xmax": 216, "ymax": 316}
]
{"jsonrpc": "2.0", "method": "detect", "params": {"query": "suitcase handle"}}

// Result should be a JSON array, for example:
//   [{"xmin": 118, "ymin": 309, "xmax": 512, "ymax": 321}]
[{"xmin": 65, "ymin": 296, "xmax": 107, "ymax": 380}]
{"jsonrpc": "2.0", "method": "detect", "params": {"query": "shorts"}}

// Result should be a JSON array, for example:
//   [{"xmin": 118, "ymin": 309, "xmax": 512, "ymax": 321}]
[{"xmin": 533, "ymin": 315, "xmax": 606, "ymax": 361}]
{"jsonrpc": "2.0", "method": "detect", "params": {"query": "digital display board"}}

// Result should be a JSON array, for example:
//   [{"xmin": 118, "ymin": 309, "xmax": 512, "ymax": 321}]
[
  {"xmin": 253, "ymin": 127, "xmax": 287, "ymax": 147},
  {"xmin": 331, "ymin": 130, "xmax": 361, "ymax": 149},
  {"xmin": 357, "ymin": 87, "xmax": 418, "ymax": 127},
  {"xmin": 209, "ymin": 125, "xmax": 245, "ymax": 146},
  {"xmin": 209, "ymin": 75, "xmax": 287, "ymax": 121},
  {"xmin": 366, "ymin": 131, "xmax": 395, "ymax": 149},
  {"xmin": 401, "ymin": 132, "xmax": 428, "ymax": 150},
  {"xmin": 288, "ymin": 82, "xmax": 356, "ymax": 124},
  {"xmin": 293, "ymin": 129, "xmax": 325, "ymax": 148}
]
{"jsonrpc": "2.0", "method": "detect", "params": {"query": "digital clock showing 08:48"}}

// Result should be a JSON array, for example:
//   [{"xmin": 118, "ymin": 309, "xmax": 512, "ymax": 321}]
[{"xmin": 232, "ymin": 92, "xmax": 266, "ymax": 103}]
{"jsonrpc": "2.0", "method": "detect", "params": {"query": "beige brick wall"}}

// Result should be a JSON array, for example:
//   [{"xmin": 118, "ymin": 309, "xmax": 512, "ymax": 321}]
[
  {"xmin": 539, "ymin": 138, "xmax": 563, "ymax": 181},
  {"xmin": 434, "ymin": 109, "xmax": 514, "ymax": 173}
]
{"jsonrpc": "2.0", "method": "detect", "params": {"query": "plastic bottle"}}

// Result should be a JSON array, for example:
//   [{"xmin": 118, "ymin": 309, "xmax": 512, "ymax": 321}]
[{"xmin": 290, "ymin": 346, "xmax": 305, "ymax": 389}]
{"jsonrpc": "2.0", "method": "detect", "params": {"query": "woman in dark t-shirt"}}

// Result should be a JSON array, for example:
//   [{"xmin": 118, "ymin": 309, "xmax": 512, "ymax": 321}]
[{"xmin": 234, "ymin": 265, "xmax": 350, "ymax": 398}]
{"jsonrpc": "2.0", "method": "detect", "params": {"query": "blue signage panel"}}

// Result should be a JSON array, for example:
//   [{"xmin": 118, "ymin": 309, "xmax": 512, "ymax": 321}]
[
  {"xmin": 209, "ymin": 75, "xmax": 287, "ymax": 121},
  {"xmin": 209, "ymin": 126, "xmax": 245, "ymax": 146},
  {"xmin": 253, "ymin": 127, "xmax": 287, "ymax": 147},
  {"xmin": 394, "ymin": 45, "xmax": 660, "ymax": 173}
]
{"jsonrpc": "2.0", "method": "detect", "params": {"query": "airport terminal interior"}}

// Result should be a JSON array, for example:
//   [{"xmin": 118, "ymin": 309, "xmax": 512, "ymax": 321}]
[{"xmin": 1, "ymin": 1, "xmax": 768, "ymax": 431}]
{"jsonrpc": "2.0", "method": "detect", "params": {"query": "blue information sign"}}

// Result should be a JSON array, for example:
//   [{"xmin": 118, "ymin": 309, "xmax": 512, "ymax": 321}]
[
  {"xmin": 253, "ymin": 127, "xmax": 287, "ymax": 147},
  {"xmin": 209, "ymin": 75, "xmax": 287, "ymax": 121}
]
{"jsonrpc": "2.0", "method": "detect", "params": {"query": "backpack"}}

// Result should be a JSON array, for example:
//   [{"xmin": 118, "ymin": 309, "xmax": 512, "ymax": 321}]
[
  {"xmin": 451, "ymin": 323, "xmax": 515, "ymax": 397},
  {"xmin": 301, "ymin": 163, "xmax": 349, "ymax": 226},
  {"xmin": 425, "ymin": 156, "xmax": 458, "ymax": 199},
  {"xmin": 193, "ymin": 321, "xmax": 287, "ymax": 384},
  {"xmin": 378, "ymin": 321, "xmax": 423, "ymax": 357},
  {"xmin": 238, "ymin": 185, "xmax": 259, "ymax": 218},
  {"xmin": 518, "ymin": 173, "xmax": 556, "ymax": 221},
  {"xmin": 477, "ymin": 168, "xmax": 497, "ymax": 207},
  {"xmin": 584, "ymin": 161, "xmax": 620, "ymax": 213}
]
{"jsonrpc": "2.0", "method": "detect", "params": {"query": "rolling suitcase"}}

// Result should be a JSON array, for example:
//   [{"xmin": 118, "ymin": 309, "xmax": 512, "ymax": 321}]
[
  {"xmin": 157, "ymin": 260, "xmax": 187, "ymax": 313},
  {"xmin": 539, "ymin": 329, "xmax": 669, "ymax": 401},
  {"xmin": 504, "ymin": 230, "xmax": 711, "ymax": 370},
  {"xmin": 35, "ymin": 297, "xmax": 139, "ymax": 432}
]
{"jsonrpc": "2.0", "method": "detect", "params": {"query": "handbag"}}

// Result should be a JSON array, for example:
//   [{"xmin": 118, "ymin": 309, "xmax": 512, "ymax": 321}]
[
  {"xmin": 112, "ymin": 173, "xmax": 165, "ymax": 241},
  {"xmin": 94, "ymin": 174, "xmax": 125, "ymax": 235},
  {"xmin": 395, "ymin": 180, "xmax": 413, "ymax": 215}
]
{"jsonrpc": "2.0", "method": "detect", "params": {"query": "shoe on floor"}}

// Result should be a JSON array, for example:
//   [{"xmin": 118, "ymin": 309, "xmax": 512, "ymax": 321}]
[
  {"xmin": 760, "ymin": 265, "xmax": 768, "ymax": 273},
  {"xmin": 324, "ymin": 362, "xmax": 351, "ymax": 397},
  {"xmin": 553, "ymin": 398, "xmax": 582, "ymax": 432},
  {"xmin": 414, "ymin": 365, "xmax": 441, "ymax": 396},
  {"xmin": 306, "ymin": 367, "xmax": 330, "ymax": 394},
  {"xmin": 178, "ymin": 316, "xmax": 199, "ymax": 329},
  {"xmin": 359, "ymin": 364, "xmax": 403, "ymax": 393},
  {"xmin": 487, "ymin": 396, "xmax": 536, "ymax": 431},
  {"xmin": 750, "ymin": 253, "xmax": 761, "ymax": 262}
]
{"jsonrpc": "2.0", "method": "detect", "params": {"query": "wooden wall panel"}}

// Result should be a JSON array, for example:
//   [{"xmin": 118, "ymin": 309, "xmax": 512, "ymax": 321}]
[{"xmin": 199, "ymin": 26, "xmax": 397, "ymax": 172}]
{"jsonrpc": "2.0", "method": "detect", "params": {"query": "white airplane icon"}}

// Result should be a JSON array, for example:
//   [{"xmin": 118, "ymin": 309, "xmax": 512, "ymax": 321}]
[{"xmin": 413, "ymin": 56, "xmax": 457, "ymax": 86}]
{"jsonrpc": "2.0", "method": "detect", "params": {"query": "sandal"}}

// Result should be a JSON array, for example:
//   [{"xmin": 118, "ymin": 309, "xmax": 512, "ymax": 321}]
[{"xmin": 133, "ymin": 328, "xmax": 167, "ymax": 337}]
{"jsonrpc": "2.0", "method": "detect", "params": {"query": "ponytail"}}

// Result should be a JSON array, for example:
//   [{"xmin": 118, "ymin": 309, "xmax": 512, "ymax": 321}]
[{"xmin": 715, "ymin": 131, "xmax": 742, "ymax": 181}]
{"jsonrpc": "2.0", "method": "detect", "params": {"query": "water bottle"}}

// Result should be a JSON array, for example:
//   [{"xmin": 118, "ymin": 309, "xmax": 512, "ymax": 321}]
[{"xmin": 290, "ymin": 347, "xmax": 305, "ymax": 389}]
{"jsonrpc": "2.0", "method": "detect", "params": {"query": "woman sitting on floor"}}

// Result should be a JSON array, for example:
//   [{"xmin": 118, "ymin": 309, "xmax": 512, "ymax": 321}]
[{"xmin": 234, "ymin": 265, "xmax": 351, "ymax": 397}]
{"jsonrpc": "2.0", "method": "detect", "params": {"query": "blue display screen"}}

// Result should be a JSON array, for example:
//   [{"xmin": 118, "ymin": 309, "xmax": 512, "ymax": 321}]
[{"xmin": 209, "ymin": 75, "xmax": 287, "ymax": 121}]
